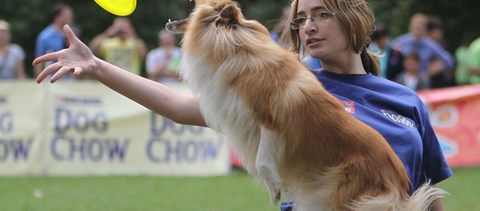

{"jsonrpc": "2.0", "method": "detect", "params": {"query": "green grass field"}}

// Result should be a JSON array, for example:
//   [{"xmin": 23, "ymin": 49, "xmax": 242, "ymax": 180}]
[{"xmin": 0, "ymin": 166, "xmax": 479, "ymax": 211}]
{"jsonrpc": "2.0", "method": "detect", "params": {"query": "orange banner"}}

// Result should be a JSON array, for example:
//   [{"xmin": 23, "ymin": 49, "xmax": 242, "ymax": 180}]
[{"xmin": 418, "ymin": 85, "xmax": 480, "ymax": 167}]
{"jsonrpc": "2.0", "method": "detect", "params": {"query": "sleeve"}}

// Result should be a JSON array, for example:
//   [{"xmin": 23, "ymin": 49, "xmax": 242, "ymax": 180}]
[
  {"xmin": 428, "ymin": 39, "xmax": 455, "ymax": 70},
  {"xmin": 10, "ymin": 44, "xmax": 25, "ymax": 60},
  {"xmin": 418, "ymin": 100, "xmax": 453, "ymax": 184},
  {"xmin": 35, "ymin": 36, "xmax": 45, "ymax": 57}
]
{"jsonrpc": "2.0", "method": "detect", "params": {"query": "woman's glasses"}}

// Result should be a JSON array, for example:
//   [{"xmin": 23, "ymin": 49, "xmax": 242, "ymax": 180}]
[{"xmin": 290, "ymin": 11, "xmax": 336, "ymax": 30}]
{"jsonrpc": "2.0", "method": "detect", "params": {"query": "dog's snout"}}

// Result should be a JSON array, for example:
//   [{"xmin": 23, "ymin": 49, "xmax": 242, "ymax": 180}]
[
  {"xmin": 166, "ymin": 22, "xmax": 174, "ymax": 32},
  {"xmin": 165, "ymin": 19, "xmax": 188, "ymax": 34}
]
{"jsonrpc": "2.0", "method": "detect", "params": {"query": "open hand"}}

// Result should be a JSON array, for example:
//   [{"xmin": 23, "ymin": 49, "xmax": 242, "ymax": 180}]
[{"xmin": 33, "ymin": 25, "xmax": 99, "ymax": 83}]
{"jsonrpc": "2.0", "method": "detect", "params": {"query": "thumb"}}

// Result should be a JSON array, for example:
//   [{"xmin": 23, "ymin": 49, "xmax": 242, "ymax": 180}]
[
  {"xmin": 63, "ymin": 24, "xmax": 81, "ymax": 45},
  {"xmin": 73, "ymin": 67, "xmax": 84, "ymax": 77}
]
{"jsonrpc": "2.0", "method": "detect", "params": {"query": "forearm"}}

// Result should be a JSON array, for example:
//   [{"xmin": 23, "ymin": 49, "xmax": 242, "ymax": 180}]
[{"xmin": 94, "ymin": 58, "xmax": 206, "ymax": 127}]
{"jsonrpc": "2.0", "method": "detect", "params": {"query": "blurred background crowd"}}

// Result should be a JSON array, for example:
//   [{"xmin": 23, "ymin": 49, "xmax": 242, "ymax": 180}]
[{"xmin": 1, "ymin": 0, "xmax": 480, "ymax": 92}]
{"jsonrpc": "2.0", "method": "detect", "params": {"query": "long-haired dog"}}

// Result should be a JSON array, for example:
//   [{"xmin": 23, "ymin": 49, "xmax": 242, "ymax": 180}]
[{"xmin": 166, "ymin": 0, "xmax": 444, "ymax": 210}]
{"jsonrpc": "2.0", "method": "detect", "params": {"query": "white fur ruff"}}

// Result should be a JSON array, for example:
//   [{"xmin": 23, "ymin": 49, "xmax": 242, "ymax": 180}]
[{"xmin": 181, "ymin": 54, "xmax": 261, "ymax": 175}]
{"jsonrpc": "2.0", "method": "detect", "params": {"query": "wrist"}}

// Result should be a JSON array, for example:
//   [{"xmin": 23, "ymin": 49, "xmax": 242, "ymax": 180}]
[{"xmin": 91, "ymin": 56, "xmax": 105, "ymax": 79}]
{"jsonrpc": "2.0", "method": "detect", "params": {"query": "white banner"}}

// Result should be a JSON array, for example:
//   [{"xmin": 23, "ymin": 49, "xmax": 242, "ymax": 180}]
[{"xmin": 0, "ymin": 81, "xmax": 229, "ymax": 176}]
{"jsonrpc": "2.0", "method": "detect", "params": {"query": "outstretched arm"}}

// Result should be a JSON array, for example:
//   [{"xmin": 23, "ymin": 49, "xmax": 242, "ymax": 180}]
[{"xmin": 34, "ymin": 25, "xmax": 206, "ymax": 127}]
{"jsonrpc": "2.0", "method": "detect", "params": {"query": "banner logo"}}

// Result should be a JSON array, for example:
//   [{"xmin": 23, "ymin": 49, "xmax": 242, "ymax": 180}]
[
  {"xmin": 147, "ymin": 112, "xmax": 224, "ymax": 164},
  {"xmin": 52, "ymin": 96, "xmax": 130, "ymax": 162}
]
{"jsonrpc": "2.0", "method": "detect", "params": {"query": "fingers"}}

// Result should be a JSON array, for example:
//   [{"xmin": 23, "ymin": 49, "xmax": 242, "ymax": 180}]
[
  {"xmin": 51, "ymin": 66, "xmax": 75, "ymax": 83},
  {"xmin": 32, "ymin": 50, "xmax": 64, "ymax": 66},
  {"xmin": 36, "ymin": 63, "xmax": 62, "ymax": 83},
  {"xmin": 63, "ymin": 24, "xmax": 81, "ymax": 45}
]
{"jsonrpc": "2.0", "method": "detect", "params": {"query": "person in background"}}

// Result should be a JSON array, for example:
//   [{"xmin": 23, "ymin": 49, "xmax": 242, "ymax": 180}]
[
  {"xmin": 369, "ymin": 23, "xmax": 404, "ymax": 79},
  {"xmin": 34, "ymin": 2, "xmax": 74, "ymax": 77},
  {"xmin": 0, "ymin": 20, "xmax": 26, "ymax": 80},
  {"xmin": 425, "ymin": 15, "xmax": 455, "ymax": 87},
  {"xmin": 145, "ymin": 30, "xmax": 182, "ymax": 84},
  {"xmin": 394, "ymin": 52, "xmax": 429, "ymax": 91},
  {"xmin": 466, "ymin": 35, "xmax": 480, "ymax": 84},
  {"xmin": 426, "ymin": 16, "xmax": 446, "ymax": 47},
  {"xmin": 368, "ymin": 24, "xmax": 390, "ymax": 77},
  {"xmin": 393, "ymin": 13, "xmax": 454, "ymax": 88},
  {"xmin": 89, "ymin": 17, "xmax": 147, "ymax": 76},
  {"xmin": 270, "ymin": 6, "xmax": 291, "ymax": 44},
  {"xmin": 454, "ymin": 33, "xmax": 476, "ymax": 85}
]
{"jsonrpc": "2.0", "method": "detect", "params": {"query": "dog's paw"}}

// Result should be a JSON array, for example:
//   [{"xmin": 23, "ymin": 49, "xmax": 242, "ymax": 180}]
[{"xmin": 267, "ymin": 182, "xmax": 282, "ymax": 206}]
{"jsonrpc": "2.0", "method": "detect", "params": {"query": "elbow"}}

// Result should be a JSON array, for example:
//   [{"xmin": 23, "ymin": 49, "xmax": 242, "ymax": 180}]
[
  {"xmin": 151, "ymin": 95, "xmax": 207, "ymax": 128},
  {"xmin": 169, "ymin": 109, "xmax": 207, "ymax": 128}
]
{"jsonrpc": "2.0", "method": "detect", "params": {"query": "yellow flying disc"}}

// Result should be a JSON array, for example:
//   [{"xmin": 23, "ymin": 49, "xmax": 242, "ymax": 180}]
[{"xmin": 94, "ymin": 0, "xmax": 137, "ymax": 16}]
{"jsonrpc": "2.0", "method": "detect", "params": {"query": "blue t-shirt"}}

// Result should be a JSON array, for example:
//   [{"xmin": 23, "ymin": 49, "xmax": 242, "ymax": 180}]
[
  {"xmin": 280, "ymin": 70, "xmax": 452, "ymax": 211},
  {"xmin": 35, "ymin": 25, "xmax": 65, "ymax": 57}
]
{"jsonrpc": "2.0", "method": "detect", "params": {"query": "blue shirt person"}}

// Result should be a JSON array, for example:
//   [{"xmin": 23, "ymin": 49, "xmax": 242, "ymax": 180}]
[{"xmin": 34, "ymin": 3, "xmax": 74, "ymax": 77}]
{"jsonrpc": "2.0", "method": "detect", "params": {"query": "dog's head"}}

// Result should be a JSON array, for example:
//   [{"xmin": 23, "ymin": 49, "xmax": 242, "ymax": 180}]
[
  {"xmin": 165, "ymin": 0, "xmax": 272, "ymax": 60},
  {"xmin": 166, "ymin": 0, "xmax": 245, "ymax": 34}
]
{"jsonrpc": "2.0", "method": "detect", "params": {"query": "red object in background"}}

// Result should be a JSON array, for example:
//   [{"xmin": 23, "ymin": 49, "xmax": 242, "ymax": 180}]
[
  {"xmin": 230, "ymin": 149, "xmax": 243, "ymax": 168},
  {"xmin": 418, "ymin": 85, "xmax": 480, "ymax": 167}
]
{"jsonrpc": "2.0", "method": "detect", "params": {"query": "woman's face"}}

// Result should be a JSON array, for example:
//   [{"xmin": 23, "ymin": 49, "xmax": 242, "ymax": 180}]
[
  {"xmin": 0, "ymin": 30, "xmax": 9, "ymax": 46},
  {"xmin": 296, "ymin": 0, "xmax": 348, "ymax": 60}
]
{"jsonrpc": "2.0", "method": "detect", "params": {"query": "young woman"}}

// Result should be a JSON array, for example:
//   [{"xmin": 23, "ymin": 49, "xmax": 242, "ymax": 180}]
[
  {"xmin": 34, "ymin": 0, "xmax": 451, "ymax": 210},
  {"xmin": 281, "ymin": 0, "xmax": 451, "ymax": 210}
]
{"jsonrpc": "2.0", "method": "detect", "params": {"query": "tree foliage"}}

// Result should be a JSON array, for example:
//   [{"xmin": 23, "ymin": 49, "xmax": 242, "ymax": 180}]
[{"xmin": 0, "ymin": 0, "xmax": 479, "ymax": 77}]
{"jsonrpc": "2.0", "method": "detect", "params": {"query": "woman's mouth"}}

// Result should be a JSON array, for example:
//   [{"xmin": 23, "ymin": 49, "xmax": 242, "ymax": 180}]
[{"xmin": 306, "ymin": 38, "xmax": 324, "ymax": 46}]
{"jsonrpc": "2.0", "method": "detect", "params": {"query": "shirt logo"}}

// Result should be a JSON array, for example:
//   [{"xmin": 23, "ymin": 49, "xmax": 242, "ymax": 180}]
[
  {"xmin": 381, "ymin": 110, "xmax": 416, "ymax": 128},
  {"xmin": 340, "ymin": 100, "xmax": 355, "ymax": 114}
]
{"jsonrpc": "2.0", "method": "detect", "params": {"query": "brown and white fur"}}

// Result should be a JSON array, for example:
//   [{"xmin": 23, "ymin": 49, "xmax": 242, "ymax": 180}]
[{"xmin": 166, "ymin": 0, "xmax": 445, "ymax": 210}]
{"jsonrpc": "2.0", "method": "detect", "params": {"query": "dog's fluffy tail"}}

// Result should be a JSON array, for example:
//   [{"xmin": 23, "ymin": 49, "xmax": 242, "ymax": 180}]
[
  {"xmin": 403, "ymin": 181, "xmax": 447, "ymax": 211},
  {"xmin": 348, "ymin": 181, "xmax": 446, "ymax": 211}
]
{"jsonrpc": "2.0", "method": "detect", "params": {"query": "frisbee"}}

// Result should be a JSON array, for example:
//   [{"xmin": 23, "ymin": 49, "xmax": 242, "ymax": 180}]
[{"xmin": 94, "ymin": 0, "xmax": 137, "ymax": 16}]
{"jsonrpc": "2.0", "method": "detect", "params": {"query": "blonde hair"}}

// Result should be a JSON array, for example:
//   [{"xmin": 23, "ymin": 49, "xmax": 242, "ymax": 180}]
[
  {"xmin": 281, "ymin": 0, "xmax": 380, "ymax": 75},
  {"xmin": 0, "ymin": 19, "xmax": 10, "ymax": 31},
  {"xmin": 409, "ymin": 13, "xmax": 428, "ymax": 28}
]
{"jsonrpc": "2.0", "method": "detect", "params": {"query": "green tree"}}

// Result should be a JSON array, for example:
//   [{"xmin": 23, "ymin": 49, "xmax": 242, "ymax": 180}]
[{"xmin": 1, "ymin": 0, "xmax": 479, "ymax": 77}]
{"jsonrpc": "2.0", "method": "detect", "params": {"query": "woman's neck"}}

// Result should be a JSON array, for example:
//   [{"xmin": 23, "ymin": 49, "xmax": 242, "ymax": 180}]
[
  {"xmin": 320, "ymin": 53, "xmax": 366, "ymax": 75},
  {"xmin": 0, "ymin": 45, "xmax": 7, "ymax": 53}
]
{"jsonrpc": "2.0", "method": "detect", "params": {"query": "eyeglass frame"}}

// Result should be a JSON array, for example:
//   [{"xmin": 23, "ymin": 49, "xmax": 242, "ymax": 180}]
[{"xmin": 290, "ymin": 11, "xmax": 336, "ymax": 30}]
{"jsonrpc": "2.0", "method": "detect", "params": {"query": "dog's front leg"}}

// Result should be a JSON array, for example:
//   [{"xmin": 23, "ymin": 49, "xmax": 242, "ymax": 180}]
[{"xmin": 256, "ymin": 125, "xmax": 284, "ymax": 206}]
